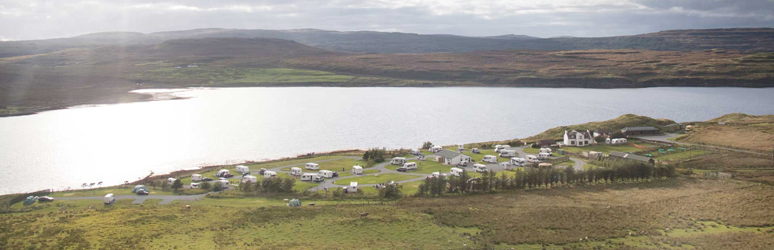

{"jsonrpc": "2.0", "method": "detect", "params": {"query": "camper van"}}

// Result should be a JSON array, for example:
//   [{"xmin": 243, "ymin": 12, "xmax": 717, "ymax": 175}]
[
  {"xmin": 450, "ymin": 167, "xmax": 464, "ymax": 177},
  {"xmin": 500, "ymin": 162, "xmax": 513, "ymax": 170},
  {"xmin": 236, "ymin": 165, "xmax": 250, "ymax": 174},
  {"xmin": 391, "ymin": 157, "xmax": 407, "ymax": 165},
  {"xmin": 191, "ymin": 174, "xmax": 203, "ymax": 182},
  {"xmin": 471, "ymin": 148, "xmax": 480, "ymax": 154},
  {"xmin": 539, "ymin": 148, "xmax": 553, "ymax": 155},
  {"xmin": 526, "ymin": 155, "xmax": 540, "ymax": 163},
  {"xmin": 241, "ymin": 175, "xmax": 258, "ymax": 184},
  {"xmin": 494, "ymin": 145, "xmax": 511, "ymax": 153},
  {"xmin": 167, "ymin": 178, "xmax": 176, "ymax": 185},
  {"xmin": 103, "ymin": 194, "xmax": 115, "ymax": 205},
  {"xmin": 473, "ymin": 164, "xmax": 489, "ymax": 173},
  {"xmin": 352, "ymin": 165, "xmax": 363, "ymax": 175},
  {"xmin": 290, "ymin": 167, "xmax": 303, "ymax": 176},
  {"xmin": 190, "ymin": 183, "xmax": 201, "ymax": 189},
  {"xmin": 263, "ymin": 171, "xmax": 277, "ymax": 178},
  {"xmin": 215, "ymin": 169, "xmax": 230, "ymax": 178},
  {"xmin": 429, "ymin": 146, "xmax": 443, "ymax": 153},
  {"xmin": 301, "ymin": 173, "xmax": 323, "ymax": 182},
  {"xmin": 319, "ymin": 170, "xmax": 334, "ymax": 178},
  {"xmin": 346, "ymin": 182, "xmax": 358, "ymax": 193},
  {"xmin": 305, "ymin": 163, "xmax": 319, "ymax": 170},
  {"xmin": 499, "ymin": 149, "xmax": 517, "ymax": 157},
  {"xmin": 510, "ymin": 157, "xmax": 526, "ymax": 166},
  {"xmin": 538, "ymin": 152, "xmax": 551, "ymax": 160},
  {"xmin": 482, "ymin": 155, "xmax": 498, "ymax": 163}
]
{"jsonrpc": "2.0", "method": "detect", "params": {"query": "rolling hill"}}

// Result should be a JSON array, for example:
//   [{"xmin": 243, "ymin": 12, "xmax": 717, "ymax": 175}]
[{"xmin": 526, "ymin": 114, "xmax": 676, "ymax": 140}]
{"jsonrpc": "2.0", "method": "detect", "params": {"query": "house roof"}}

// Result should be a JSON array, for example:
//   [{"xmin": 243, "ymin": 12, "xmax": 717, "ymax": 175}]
[
  {"xmin": 436, "ymin": 150, "xmax": 463, "ymax": 159},
  {"xmin": 538, "ymin": 139, "xmax": 556, "ymax": 145},
  {"xmin": 566, "ymin": 130, "xmax": 592, "ymax": 139},
  {"xmin": 609, "ymin": 151, "xmax": 653, "ymax": 163},
  {"xmin": 622, "ymin": 127, "xmax": 660, "ymax": 132}
]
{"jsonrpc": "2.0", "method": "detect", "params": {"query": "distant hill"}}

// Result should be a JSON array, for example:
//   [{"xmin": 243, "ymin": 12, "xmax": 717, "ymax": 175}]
[
  {"xmin": 2, "ymin": 28, "xmax": 774, "ymax": 57},
  {"xmin": 526, "ymin": 114, "xmax": 676, "ymax": 140},
  {"xmin": 707, "ymin": 113, "xmax": 774, "ymax": 125}
]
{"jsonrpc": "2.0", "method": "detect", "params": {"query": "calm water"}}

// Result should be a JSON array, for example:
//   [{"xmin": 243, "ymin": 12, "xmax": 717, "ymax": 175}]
[{"xmin": 1, "ymin": 87, "xmax": 773, "ymax": 194}]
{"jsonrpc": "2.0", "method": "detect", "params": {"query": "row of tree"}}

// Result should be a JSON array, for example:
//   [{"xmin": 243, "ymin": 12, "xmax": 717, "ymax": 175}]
[
  {"xmin": 239, "ymin": 177, "xmax": 295, "ymax": 193},
  {"xmin": 416, "ymin": 160, "xmax": 676, "ymax": 197}
]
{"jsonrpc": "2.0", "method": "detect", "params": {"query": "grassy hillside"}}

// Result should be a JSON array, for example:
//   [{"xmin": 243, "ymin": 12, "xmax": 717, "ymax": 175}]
[
  {"xmin": 676, "ymin": 113, "xmax": 774, "ymax": 151},
  {"xmin": 527, "ymin": 114, "xmax": 675, "ymax": 140}
]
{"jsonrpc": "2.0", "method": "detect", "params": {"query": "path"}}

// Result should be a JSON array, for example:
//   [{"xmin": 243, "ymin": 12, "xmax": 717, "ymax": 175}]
[{"xmin": 635, "ymin": 133, "xmax": 766, "ymax": 156}]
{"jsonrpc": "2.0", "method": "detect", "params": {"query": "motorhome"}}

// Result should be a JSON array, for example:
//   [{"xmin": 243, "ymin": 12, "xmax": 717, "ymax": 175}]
[
  {"xmin": 494, "ymin": 145, "xmax": 511, "ymax": 153},
  {"xmin": 539, "ymin": 148, "xmax": 553, "ymax": 155},
  {"xmin": 346, "ymin": 182, "xmax": 358, "ymax": 193},
  {"xmin": 403, "ymin": 162, "xmax": 417, "ymax": 170},
  {"xmin": 236, "ymin": 165, "xmax": 250, "ymax": 174},
  {"xmin": 352, "ymin": 165, "xmax": 363, "ymax": 175},
  {"xmin": 319, "ymin": 170, "xmax": 335, "ymax": 178},
  {"xmin": 510, "ymin": 157, "xmax": 526, "ymax": 166},
  {"xmin": 263, "ymin": 171, "xmax": 277, "ymax": 178},
  {"xmin": 450, "ymin": 167, "xmax": 464, "ymax": 177},
  {"xmin": 482, "ymin": 155, "xmax": 498, "ymax": 163},
  {"xmin": 499, "ymin": 149, "xmax": 517, "ymax": 157},
  {"xmin": 526, "ymin": 155, "xmax": 540, "ymax": 163},
  {"xmin": 215, "ymin": 169, "xmax": 230, "ymax": 178},
  {"xmin": 305, "ymin": 163, "xmax": 319, "ymax": 170},
  {"xmin": 241, "ymin": 175, "xmax": 258, "ymax": 184},
  {"xmin": 103, "ymin": 194, "xmax": 115, "ymax": 205},
  {"xmin": 191, "ymin": 174, "xmax": 203, "ymax": 182},
  {"xmin": 429, "ymin": 145, "xmax": 443, "ymax": 153},
  {"xmin": 538, "ymin": 152, "xmax": 551, "ymax": 160},
  {"xmin": 473, "ymin": 164, "xmax": 489, "ymax": 173},
  {"xmin": 500, "ymin": 162, "xmax": 513, "ymax": 170},
  {"xmin": 290, "ymin": 167, "xmax": 303, "ymax": 176},
  {"xmin": 390, "ymin": 157, "xmax": 407, "ymax": 165}
]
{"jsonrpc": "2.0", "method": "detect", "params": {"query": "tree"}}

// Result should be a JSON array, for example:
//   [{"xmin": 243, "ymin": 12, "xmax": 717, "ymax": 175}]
[
  {"xmin": 171, "ymin": 179, "xmax": 183, "ymax": 191},
  {"xmin": 201, "ymin": 181, "xmax": 212, "ymax": 190},
  {"xmin": 378, "ymin": 184, "xmax": 403, "ymax": 199},
  {"xmin": 594, "ymin": 136, "xmax": 607, "ymax": 143},
  {"xmin": 611, "ymin": 131, "xmax": 627, "ymax": 139},
  {"xmin": 422, "ymin": 141, "xmax": 433, "ymax": 149}
]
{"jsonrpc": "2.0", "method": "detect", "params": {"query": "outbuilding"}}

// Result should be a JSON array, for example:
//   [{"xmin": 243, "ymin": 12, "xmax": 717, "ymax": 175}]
[
  {"xmin": 609, "ymin": 151, "xmax": 655, "ymax": 165},
  {"xmin": 435, "ymin": 150, "xmax": 472, "ymax": 165}
]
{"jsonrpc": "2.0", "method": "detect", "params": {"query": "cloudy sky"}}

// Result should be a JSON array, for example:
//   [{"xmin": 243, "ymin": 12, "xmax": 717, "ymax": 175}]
[{"xmin": 1, "ymin": 0, "xmax": 773, "ymax": 41}]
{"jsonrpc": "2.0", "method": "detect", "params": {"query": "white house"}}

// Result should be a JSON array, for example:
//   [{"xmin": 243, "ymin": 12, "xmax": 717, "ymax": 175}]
[
  {"xmin": 563, "ymin": 130, "xmax": 594, "ymax": 146},
  {"xmin": 434, "ymin": 150, "xmax": 472, "ymax": 166}
]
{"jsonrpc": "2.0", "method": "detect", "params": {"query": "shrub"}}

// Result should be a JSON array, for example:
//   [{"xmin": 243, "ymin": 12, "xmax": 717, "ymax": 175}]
[
  {"xmin": 422, "ymin": 141, "xmax": 433, "ymax": 149},
  {"xmin": 611, "ymin": 131, "xmax": 627, "ymax": 139}
]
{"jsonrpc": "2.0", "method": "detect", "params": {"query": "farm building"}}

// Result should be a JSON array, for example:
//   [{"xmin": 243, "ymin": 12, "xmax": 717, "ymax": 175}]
[
  {"xmin": 609, "ymin": 151, "xmax": 655, "ymax": 165},
  {"xmin": 564, "ymin": 130, "xmax": 593, "ymax": 146},
  {"xmin": 621, "ymin": 127, "xmax": 660, "ymax": 136},
  {"xmin": 435, "ymin": 150, "xmax": 472, "ymax": 165}
]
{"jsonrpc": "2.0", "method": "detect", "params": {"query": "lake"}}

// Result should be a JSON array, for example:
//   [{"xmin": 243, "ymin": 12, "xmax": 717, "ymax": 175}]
[{"xmin": 1, "ymin": 87, "xmax": 773, "ymax": 194}]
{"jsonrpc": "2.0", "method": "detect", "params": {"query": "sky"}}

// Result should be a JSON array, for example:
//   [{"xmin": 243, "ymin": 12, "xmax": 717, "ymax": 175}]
[{"xmin": 1, "ymin": 0, "xmax": 773, "ymax": 41}]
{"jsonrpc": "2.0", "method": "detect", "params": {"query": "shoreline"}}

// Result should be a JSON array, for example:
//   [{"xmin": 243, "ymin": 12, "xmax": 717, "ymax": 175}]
[{"xmin": 3, "ymin": 83, "xmax": 774, "ymax": 118}]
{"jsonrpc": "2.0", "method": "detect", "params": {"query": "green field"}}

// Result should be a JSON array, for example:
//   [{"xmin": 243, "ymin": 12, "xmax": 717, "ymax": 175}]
[
  {"xmin": 139, "ymin": 67, "xmax": 353, "ymax": 85},
  {"xmin": 385, "ymin": 160, "xmax": 459, "ymax": 174},
  {"xmin": 654, "ymin": 150, "xmax": 710, "ymax": 161},
  {"xmin": 51, "ymin": 186, "xmax": 173, "ymax": 197},
  {"xmin": 333, "ymin": 174, "xmax": 419, "ymax": 185},
  {"xmin": 560, "ymin": 142, "xmax": 656, "ymax": 154}
]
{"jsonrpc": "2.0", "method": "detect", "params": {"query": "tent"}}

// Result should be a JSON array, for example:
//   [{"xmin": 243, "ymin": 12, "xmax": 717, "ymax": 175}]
[
  {"xmin": 132, "ymin": 185, "xmax": 149, "ymax": 193},
  {"xmin": 23, "ymin": 196, "xmax": 37, "ymax": 205},
  {"xmin": 287, "ymin": 199, "xmax": 302, "ymax": 207}
]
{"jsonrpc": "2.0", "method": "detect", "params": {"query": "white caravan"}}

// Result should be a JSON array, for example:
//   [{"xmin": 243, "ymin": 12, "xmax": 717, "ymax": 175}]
[
  {"xmin": 539, "ymin": 148, "xmax": 553, "ymax": 155},
  {"xmin": 215, "ymin": 169, "xmax": 230, "ymax": 177},
  {"xmin": 429, "ymin": 146, "xmax": 443, "ymax": 153},
  {"xmin": 473, "ymin": 164, "xmax": 489, "ymax": 173},
  {"xmin": 103, "ymin": 194, "xmax": 116, "ymax": 205},
  {"xmin": 217, "ymin": 180, "xmax": 230, "ymax": 188},
  {"xmin": 301, "ymin": 173, "xmax": 319, "ymax": 181},
  {"xmin": 510, "ymin": 157, "xmax": 526, "ymax": 166},
  {"xmin": 410, "ymin": 149, "xmax": 421, "ymax": 155},
  {"xmin": 526, "ymin": 155, "xmax": 540, "ymax": 163},
  {"xmin": 494, "ymin": 145, "xmax": 511, "ymax": 153},
  {"xmin": 499, "ymin": 149, "xmax": 517, "ymax": 158},
  {"xmin": 263, "ymin": 171, "xmax": 277, "ymax": 178},
  {"xmin": 346, "ymin": 182, "xmax": 358, "ymax": 193},
  {"xmin": 482, "ymin": 155, "xmax": 498, "ymax": 163},
  {"xmin": 319, "ymin": 170, "xmax": 335, "ymax": 178},
  {"xmin": 403, "ymin": 162, "xmax": 418, "ymax": 170},
  {"xmin": 538, "ymin": 152, "xmax": 551, "ymax": 160},
  {"xmin": 190, "ymin": 183, "xmax": 201, "ymax": 189},
  {"xmin": 352, "ymin": 165, "xmax": 363, "ymax": 175},
  {"xmin": 236, "ymin": 165, "xmax": 250, "ymax": 174},
  {"xmin": 290, "ymin": 167, "xmax": 303, "ymax": 176},
  {"xmin": 391, "ymin": 157, "xmax": 407, "ymax": 165},
  {"xmin": 305, "ymin": 163, "xmax": 319, "ymax": 170},
  {"xmin": 191, "ymin": 174, "xmax": 203, "ymax": 182},
  {"xmin": 450, "ymin": 167, "xmax": 464, "ymax": 177},
  {"xmin": 241, "ymin": 175, "xmax": 258, "ymax": 184},
  {"xmin": 167, "ymin": 178, "xmax": 176, "ymax": 185}
]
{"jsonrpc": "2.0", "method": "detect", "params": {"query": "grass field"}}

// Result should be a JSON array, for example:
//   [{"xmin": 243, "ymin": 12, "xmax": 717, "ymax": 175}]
[
  {"xmin": 560, "ymin": 142, "xmax": 656, "ymax": 154},
  {"xmin": 138, "ymin": 67, "xmax": 353, "ymax": 85},
  {"xmin": 5, "ymin": 178, "xmax": 773, "ymax": 249},
  {"xmin": 385, "ymin": 160, "xmax": 458, "ymax": 174},
  {"xmin": 51, "ymin": 185, "xmax": 173, "ymax": 197},
  {"xmin": 333, "ymin": 173, "xmax": 418, "ymax": 185}
]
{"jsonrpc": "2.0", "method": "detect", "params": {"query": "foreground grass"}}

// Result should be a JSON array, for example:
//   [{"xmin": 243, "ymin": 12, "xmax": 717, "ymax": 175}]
[{"xmin": 3, "ymin": 178, "xmax": 773, "ymax": 249}]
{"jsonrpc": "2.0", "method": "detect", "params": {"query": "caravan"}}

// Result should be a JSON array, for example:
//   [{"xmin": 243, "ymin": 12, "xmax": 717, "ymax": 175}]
[
  {"xmin": 345, "ymin": 182, "xmax": 358, "ymax": 193},
  {"xmin": 241, "ymin": 175, "xmax": 258, "ymax": 184},
  {"xmin": 236, "ymin": 165, "xmax": 250, "ymax": 174},
  {"xmin": 526, "ymin": 155, "xmax": 540, "ymax": 163},
  {"xmin": 482, "ymin": 155, "xmax": 498, "ymax": 163},
  {"xmin": 167, "ymin": 178, "xmax": 176, "ymax": 185},
  {"xmin": 538, "ymin": 152, "xmax": 551, "ymax": 160},
  {"xmin": 305, "ymin": 163, "xmax": 319, "ymax": 170},
  {"xmin": 352, "ymin": 165, "xmax": 363, "ymax": 175},
  {"xmin": 217, "ymin": 180, "xmax": 229, "ymax": 189},
  {"xmin": 450, "ymin": 167, "xmax": 464, "ymax": 177},
  {"xmin": 191, "ymin": 174, "xmax": 203, "ymax": 182},
  {"xmin": 263, "ymin": 171, "xmax": 277, "ymax": 178},
  {"xmin": 494, "ymin": 145, "xmax": 511, "ymax": 153},
  {"xmin": 215, "ymin": 169, "xmax": 231, "ymax": 178},
  {"xmin": 301, "ymin": 173, "xmax": 323, "ymax": 182},
  {"xmin": 539, "ymin": 148, "xmax": 553, "ymax": 155},
  {"xmin": 319, "ymin": 170, "xmax": 335, "ymax": 178},
  {"xmin": 390, "ymin": 157, "xmax": 407, "ymax": 165},
  {"xmin": 473, "ymin": 164, "xmax": 489, "ymax": 173},
  {"xmin": 499, "ymin": 149, "xmax": 516, "ymax": 157},
  {"xmin": 429, "ymin": 145, "xmax": 443, "ymax": 153},
  {"xmin": 410, "ymin": 148, "xmax": 421, "ymax": 156},
  {"xmin": 290, "ymin": 167, "xmax": 303, "ymax": 176},
  {"xmin": 103, "ymin": 194, "xmax": 116, "ymax": 205},
  {"xmin": 457, "ymin": 144, "xmax": 465, "ymax": 151}
]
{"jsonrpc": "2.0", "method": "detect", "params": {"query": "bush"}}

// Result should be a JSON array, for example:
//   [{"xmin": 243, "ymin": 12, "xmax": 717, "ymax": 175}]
[
  {"xmin": 378, "ymin": 184, "xmax": 403, "ymax": 199},
  {"xmin": 594, "ymin": 136, "xmax": 607, "ymax": 143},
  {"xmin": 611, "ymin": 131, "xmax": 627, "ymax": 139},
  {"xmin": 422, "ymin": 141, "xmax": 433, "ymax": 149},
  {"xmin": 200, "ymin": 182, "xmax": 212, "ymax": 190},
  {"xmin": 363, "ymin": 148, "xmax": 387, "ymax": 163}
]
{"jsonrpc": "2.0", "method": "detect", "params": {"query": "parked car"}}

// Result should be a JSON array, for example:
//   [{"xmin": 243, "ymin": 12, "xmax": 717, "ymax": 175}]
[
  {"xmin": 396, "ymin": 167, "xmax": 407, "ymax": 172},
  {"xmin": 223, "ymin": 174, "xmax": 234, "ymax": 178},
  {"xmin": 258, "ymin": 168, "xmax": 268, "ymax": 175},
  {"xmin": 201, "ymin": 177, "xmax": 214, "ymax": 182},
  {"xmin": 332, "ymin": 172, "xmax": 339, "ymax": 177},
  {"xmin": 137, "ymin": 190, "xmax": 149, "ymax": 195},
  {"xmin": 38, "ymin": 196, "xmax": 54, "ymax": 202},
  {"xmin": 471, "ymin": 148, "xmax": 480, "ymax": 154}
]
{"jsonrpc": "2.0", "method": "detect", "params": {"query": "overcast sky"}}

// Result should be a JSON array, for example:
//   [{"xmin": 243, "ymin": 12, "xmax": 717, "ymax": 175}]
[{"xmin": 1, "ymin": 0, "xmax": 773, "ymax": 41}]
